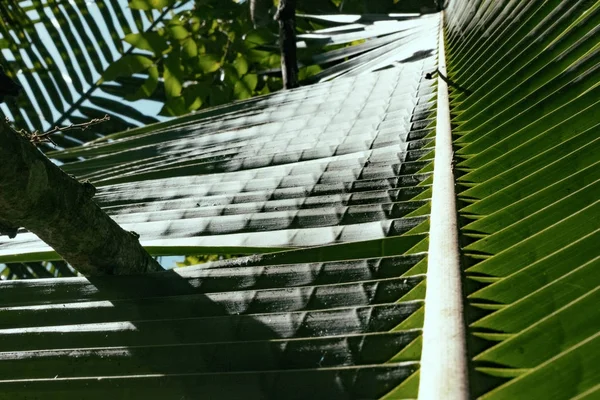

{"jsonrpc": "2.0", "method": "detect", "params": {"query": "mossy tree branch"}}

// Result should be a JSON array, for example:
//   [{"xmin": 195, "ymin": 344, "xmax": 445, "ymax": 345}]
[{"xmin": 0, "ymin": 119, "xmax": 162, "ymax": 276}]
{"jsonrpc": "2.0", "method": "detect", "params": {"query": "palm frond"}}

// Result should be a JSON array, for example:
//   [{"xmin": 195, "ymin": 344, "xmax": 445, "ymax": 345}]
[
  {"xmin": 0, "ymin": 13, "xmax": 439, "ymax": 263},
  {"xmin": 0, "ymin": 1, "xmax": 597, "ymax": 398},
  {"xmin": 0, "ymin": 13, "xmax": 439, "ymax": 397},
  {"xmin": 445, "ymin": 0, "xmax": 600, "ymax": 397}
]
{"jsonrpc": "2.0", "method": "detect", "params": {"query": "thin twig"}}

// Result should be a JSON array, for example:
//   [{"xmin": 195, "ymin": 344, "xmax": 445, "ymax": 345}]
[
  {"xmin": 7, "ymin": 115, "xmax": 110, "ymax": 146},
  {"xmin": 425, "ymin": 69, "xmax": 472, "ymax": 95}
]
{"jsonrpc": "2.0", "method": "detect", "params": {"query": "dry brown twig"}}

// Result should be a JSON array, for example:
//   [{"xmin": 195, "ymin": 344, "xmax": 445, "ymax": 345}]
[{"xmin": 6, "ymin": 115, "xmax": 111, "ymax": 146}]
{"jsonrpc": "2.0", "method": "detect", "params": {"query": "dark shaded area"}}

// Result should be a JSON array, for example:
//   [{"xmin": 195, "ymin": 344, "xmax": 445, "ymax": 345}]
[
  {"xmin": 0, "ymin": 253, "xmax": 425, "ymax": 399},
  {"xmin": 0, "ymin": 65, "xmax": 22, "ymax": 103}
]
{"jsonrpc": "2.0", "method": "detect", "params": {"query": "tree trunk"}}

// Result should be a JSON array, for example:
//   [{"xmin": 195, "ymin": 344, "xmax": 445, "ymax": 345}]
[
  {"xmin": 0, "ymin": 120, "xmax": 162, "ymax": 276},
  {"xmin": 275, "ymin": 0, "xmax": 299, "ymax": 89}
]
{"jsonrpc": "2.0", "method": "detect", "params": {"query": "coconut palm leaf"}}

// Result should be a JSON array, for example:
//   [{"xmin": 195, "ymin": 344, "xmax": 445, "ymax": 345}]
[
  {"xmin": 0, "ymin": 14, "xmax": 438, "ymax": 262},
  {"xmin": 0, "ymin": 0, "xmax": 598, "ymax": 398},
  {"xmin": 444, "ymin": 0, "xmax": 600, "ymax": 398},
  {"xmin": 0, "ymin": 12, "xmax": 439, "ymax": 398}
]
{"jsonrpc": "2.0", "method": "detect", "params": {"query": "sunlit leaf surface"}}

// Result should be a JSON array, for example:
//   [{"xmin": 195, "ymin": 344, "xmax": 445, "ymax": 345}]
[
  {"xmin": 0, "ymin": 0, "xmax": 597, "ymax": 397},
  {"xmin": 445, "ymin": 0, "xmax": 600, "ymax": 398},
  {"xmin": 0, "ymin": 12, "xmax": 439, "ymax": 398}
]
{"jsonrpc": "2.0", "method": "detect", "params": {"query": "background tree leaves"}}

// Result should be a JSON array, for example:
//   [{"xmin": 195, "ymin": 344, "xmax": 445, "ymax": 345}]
[
  {"xmin": 124, "ymin": 32, "xmax": 170, "ymax": 55},
  {"xmin": 129, "ymin": 0, "xmax": 177, "ymax": 11},
  {"xmin": 0, "ymin": 0, "xmax": 431, "ymax": 150},
  {"xmin": 102, "ymin": 55, "xmax": 155, "ymax": 82}
]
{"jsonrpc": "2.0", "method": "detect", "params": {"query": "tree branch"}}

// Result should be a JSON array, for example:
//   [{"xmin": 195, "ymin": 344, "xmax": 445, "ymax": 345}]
[
  {"xmin": 250, "ymin": 0, "xmax": 272, "ymax": 28},
  {"xmin": 9, "ymin": 115, "xmax": 111, "ymax": 146},
  {"xmin": 275, "ymin": 0, "xmax": 299, "ymax": 89},
  {"xmin": 0, "ymin": 119, "xmax": 162, "ymax": 276}
]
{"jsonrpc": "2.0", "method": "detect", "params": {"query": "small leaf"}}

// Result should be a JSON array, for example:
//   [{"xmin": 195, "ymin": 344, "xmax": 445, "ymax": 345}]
[
  {"xmin": 125, "ymin": 65, "xmax": 159, "ymax": 101},
  {"xmin": 163, "ymin": 53, "xmax": 183, "ymax": 99},
  {"xmin": 188, "ymin": 16, "xmax": 201, "ymax": 33},
  {"xmin": 124, "ymin": 32, "xmax": 169, "ymax": 56},
  {"xmin": 221, "ymin": 64, "xmax": 239, "ymax": 86},
  {"xmin": 129, "ymin": 0, "xmax": 174, "ymax": 10},
  {"xmin": 233, "ymin": 74, "xmax": 258, "ymax": 100},
  {"xmin": 183, "ymin": 83, "xmax": 210, "ymax": 111},
  {"xmin": 197, "ymin": 54, "xmax": 221, "ymax": 74},
  {"xmin": 233, "ymin": 81, "xmax": 251, "ymax": 100},
  {"xmin": 242, "ymin": 74, "xmax": 258, "ymax": 91},
  {"xmin": 246, "ymin": 48, "xmax": 271, "ymax": 63},
  {"xmin": 232, "ymin": 54, "xmax": 249, "ymax": 76},
  {"xmin": 259, "ymin": 83, "xmax": 271, "ymax": 95},
  {"xmin": 101, "ymin": 55, "xmax": 154, "ymax": 82},
  {"xmin": 299, "ymin": 65, "xmax": 322, "ymax": 81},
  {"xmin": 159, "ymin": 96, "xmax": 186, "ymax": 116},
  {"xmin": 244, "ymin": 28, "xmax": 274, "ymax": 48},
  {"xmin": 181, "ymin": 38, "xmax": 198, "ymax": 59},
  {"xmin": 267, "ymin": 53, "xmax": 281, "ymax": 68},
  {"xmin": 167, "ymin": 24, "xmax": 190, "ymax": 41}
]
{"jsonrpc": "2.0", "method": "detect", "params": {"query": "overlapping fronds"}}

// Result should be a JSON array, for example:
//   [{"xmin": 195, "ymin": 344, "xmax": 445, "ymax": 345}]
[
  {"xmin": 0, "ymin": 236, "xmax": 430, "ymax": 398},
  {"xmin": 1, "ymin": 0, "xmax": 596, "ymax": 396},
  {"xmin": 0, "ymin": 0, "xmax": 438, "ymax": 151},
  {"xmin": 0, "ymin": 14, "xmax": 439, "ymax": 262},
  {"xmin": 445, "ymin": 0, "xmax": 600, "ymax": 398},
  {"xmin": 0, "ymin": 14, "xmax": 439, "ymax": 398}
]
